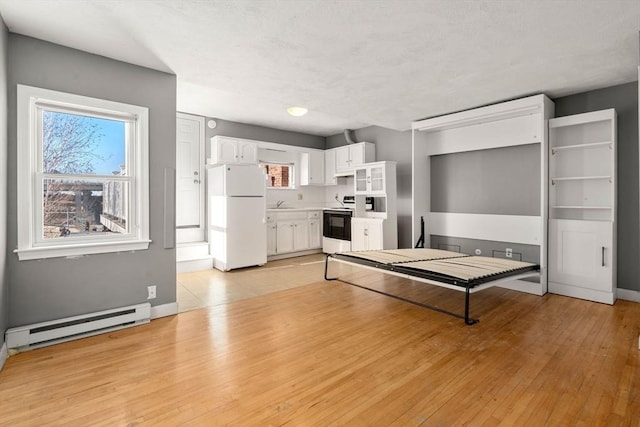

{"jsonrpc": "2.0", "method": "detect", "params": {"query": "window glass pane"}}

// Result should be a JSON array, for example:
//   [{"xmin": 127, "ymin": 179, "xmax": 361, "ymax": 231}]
[
  {"xmin": 260, "ymin": 163, "xmax": 293, "ymax": 188},
  {"xmin": 42, "ymin": 178, "xmax": 128, "ymax": 239},
  {"xmin": 42, "ymin": 110, "xmax": 126, "ymax": 175}
]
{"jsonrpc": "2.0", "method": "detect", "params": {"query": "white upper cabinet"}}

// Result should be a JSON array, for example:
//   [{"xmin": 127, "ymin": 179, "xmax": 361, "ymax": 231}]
[
  {"xmin": 354, "ymin": 161, "xmax": 392, "ymax": 195},
  {"xmin": 324, "ymin": 149, "xmax": 337, "ymax": 185},
  {"xmin": 334, "ymin": 142, "xmax": 375, "ymax": 173},
  {"xmin": 300, "ymin": 150, "xmax": 325, "ymax": 186},
  {"xmin": 209, "ymin": 136, "xmax": 258, "ymax": 165}
]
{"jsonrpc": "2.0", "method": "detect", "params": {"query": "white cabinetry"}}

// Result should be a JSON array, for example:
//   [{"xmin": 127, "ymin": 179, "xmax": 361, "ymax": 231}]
[
  {"xmin": 300, "ymin": 150, "xmax": 325, "ymax": 186},
  {"xmin": 324, "ymin": 149, "xmax": 337, "ymax": 185},
  {"xmin": 351, "ymin": 218, "xmax": 384, "ymax": 251},
  {"xmin": 209, "ymin": 136, "xmax": 258, "ymax": 165},
  {"xmin": 354, "ymin": 161, "xmax": 389, "ymax": 195},
  {"xmin": 351, "ymin": 161, "xmax": 398, "ymax": 250},
  {"xmin": 266, "ymin": 213, "xmax": 277, "ymax": 256},
  {"xmin": 548, "ymin": 109, "xmax": 616, "ymax": 304},
  {"xmin": 334, "ymin": 142, "xmax": 375, "ymax": 173},
  {"xmin": 267, "ymin": 210, "xmax": 322, "ymax": 258}
]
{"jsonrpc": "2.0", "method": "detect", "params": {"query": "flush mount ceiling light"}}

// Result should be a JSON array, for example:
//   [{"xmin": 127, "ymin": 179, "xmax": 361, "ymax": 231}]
[{"xmin": 287, "ymin": 106, "xmax": 308, "ymax": 117}]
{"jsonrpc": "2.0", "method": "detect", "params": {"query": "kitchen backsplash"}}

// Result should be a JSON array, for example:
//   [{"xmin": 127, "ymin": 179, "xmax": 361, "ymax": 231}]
[{"xmin": 265, "ymin": 178, "xmax": 354, "ymax": 209}]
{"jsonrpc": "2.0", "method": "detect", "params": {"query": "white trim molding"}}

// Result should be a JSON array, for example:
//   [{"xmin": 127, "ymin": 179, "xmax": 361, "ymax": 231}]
[
  {"xmin": 150, "ymin": 302, "xmax": 178, "ymax": 319},
  {"xmin": 0, "ymin": 342, "xmax": 8, "ymax": 372},
  {"xmin": 617, "ymin": 288, "xmax": 640, "ymax": 303}
]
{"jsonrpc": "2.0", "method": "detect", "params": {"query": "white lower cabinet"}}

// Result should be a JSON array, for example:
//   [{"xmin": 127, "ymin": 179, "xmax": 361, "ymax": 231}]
[
  {"xmin": 268, "ymin": 211, "xmax": 322, "ymax": 256},
  {"xmin": 267, "ymin": 215, "xmax": 277, "ymax": 256},
  {"xmin": 548, "ymin": 219, "xmax": 615, "ymax": 304},
  {"xmin": 351, "ymin": 218, "xmax": 384, "ymax": 251}
]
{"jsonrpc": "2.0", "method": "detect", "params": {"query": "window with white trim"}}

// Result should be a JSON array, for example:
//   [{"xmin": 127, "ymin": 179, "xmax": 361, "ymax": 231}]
[{"xmin": 16, "ymin": 85, "xmax": 150, "ymax": 260}]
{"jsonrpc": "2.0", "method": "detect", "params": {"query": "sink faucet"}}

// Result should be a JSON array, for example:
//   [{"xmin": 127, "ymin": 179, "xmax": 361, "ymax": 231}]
[
  {"xmin": 276, "ymin": 200, "xmax": 285, "ymax": 208},
  {"xmin": 335, "ymin": 195, "xmax": 344, "ymax": 207}
]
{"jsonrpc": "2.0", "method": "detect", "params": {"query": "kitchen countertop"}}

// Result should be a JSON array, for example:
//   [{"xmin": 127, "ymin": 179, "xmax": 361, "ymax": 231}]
[{"xmin": 266, "ymin": 206, "xmax": 347, "ymax": 212}]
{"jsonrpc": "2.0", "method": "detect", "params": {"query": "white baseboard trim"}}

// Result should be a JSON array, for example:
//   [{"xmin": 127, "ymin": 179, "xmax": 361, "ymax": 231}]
[
  {"xmin": 617, "ymin": 288, "xmax": 640, "ymax": 303},
  {"xmin": 0, "ymin": 342, "xmax": 8, "ymax": 372},
  {"xmin": 267, "ymin": 248, "xmax": 322, "ymax": 262},
  {"xmin": 177, "ymin": 257, "xmax": 213, "ymax": 273},
  {"xmin": 151, "ymin": 302, "xmax": 178, "ymax": 319}
]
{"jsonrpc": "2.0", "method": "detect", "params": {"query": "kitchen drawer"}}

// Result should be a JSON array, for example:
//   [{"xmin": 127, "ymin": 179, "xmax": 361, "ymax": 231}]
[
  {"xmin": 308, "ymin": 211, "xmax": 321, "ymax": 220},
  {"xmin": 275, "ymin": 212, "xmax": 308, "ymax": 221}
]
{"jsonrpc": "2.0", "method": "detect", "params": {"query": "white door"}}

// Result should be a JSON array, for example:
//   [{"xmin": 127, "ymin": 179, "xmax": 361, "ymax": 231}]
[
  {"xmin": 351, "ymin": 219, "xmax": 367, "ymax": 251},
  {"xmin": 176, "ymin": 113, "xmax": 204, "ymax": 243},
  {"xmin": 335, "ymin": 146, "xmax": 351, "ymax": 171},
  {"xmin": 549, "ymin": 219, "xmax": 613, "ymax": 292},
  {"xmin": 308, "ymin": 220, "xmax": 321, "ymax": 248},
  {"xmin": 276, "ymin": 222, "xmax": 294, "ymax": 253},
  {"xmin": 349, "ymin": 144, "xmax": 364, "ymax": 166}
]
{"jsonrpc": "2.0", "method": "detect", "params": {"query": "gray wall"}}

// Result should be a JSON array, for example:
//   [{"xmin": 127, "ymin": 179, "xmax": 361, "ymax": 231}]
[
  {"xmin": 7, "ymin": 35, "xmax": 177, "ymax": 326},
  {"xmin": 199, "ymin": 116, "xmax": 325, "ymax": 152},
  {"xmin": 430, "ymin": 144, "xmax": 541, "ymax": 215},
  {"xmin": 327, "ymin": 127, "xmax": 413, "ymax": 248},
  {"xmin": 0, "ymin": 17, "xmax": 8, "ymax": 351},
  {"xmin": 553, "ymin": 82, "xmax": 639, "ymax": 292}
]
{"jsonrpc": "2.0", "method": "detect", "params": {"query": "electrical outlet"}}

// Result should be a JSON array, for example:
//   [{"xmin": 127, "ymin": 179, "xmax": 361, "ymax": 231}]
[
  {"xmin": 475, "ymin": 249, "xmax": 482, "ymax": 255},
  {"xmin": 147, "ymin": 285, "xmax": 156, "ymax": 300},
  {"xmin": 506, "ymin": 248, "xmax": 513, "ymax": 258}
]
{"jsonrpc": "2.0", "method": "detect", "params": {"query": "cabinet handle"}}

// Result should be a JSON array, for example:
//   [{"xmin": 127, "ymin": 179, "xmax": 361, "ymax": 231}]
[
  {"xmin": 601, "ymin": 246, "xmax": 605, "ymax": 267},
  {"xmin": 193, "ymin": 179, "xmax": 200, "ymax": 184}
]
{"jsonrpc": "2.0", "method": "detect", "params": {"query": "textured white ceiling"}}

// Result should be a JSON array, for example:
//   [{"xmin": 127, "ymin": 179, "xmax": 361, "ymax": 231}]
[{"xmin": 0, "ymin": 0, "xmax": 638, "ymax": 136}]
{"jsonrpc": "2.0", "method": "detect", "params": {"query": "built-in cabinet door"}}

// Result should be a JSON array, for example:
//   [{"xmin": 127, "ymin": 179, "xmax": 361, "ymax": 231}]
[
  {"xmin": 216, "ymin": 137, "xmax": 238, "ymax": 163},
  {"xmin": 293, "ymin": 221, "xmax": 309, "ymax": 251},
  {"xmin": 355, "ymin": 168, "xmax": 368, "ymax": 193},
  {"xmin": 267, "ymin": 222, "xmax": 277, "ymax": 255},
  {"xmin": 300, "ymin": 151, "xmax": 325, "ymax": 185},
  {"xmin": 324, "ymin": 149, "xmax": 337, "ymax": 185},
  {"xmin": 335, "ymin": 146, "xmax": 351, "ymax": 172},
  {"xmin": 352, "ymin": 218, "xmax": 384, "ymax": 251},
  {"xmin": 308, "ymin": 220, "xmax": 321, "ymax": 248},
  {"xmin": 549, "ymin": 219, "xmax": 613, "ymax": 292},
  {"xmin": 237, "ymin": 140, "xmax": 258, "ymax": 164},
  {"xmin": 366, "ymin": 220, "xmax": 383, "ymax": 250},
  {"xmin": 369, "ymin": 164, "xmax": 385, "ymax": 193},
  {"xmin": 351, "ymin": 220, "xmax": 367, "ymax": 251},
  {"xmin": 349, "ymin": 144, "xmax": 364, "ymax": 166},
  {"xmin": 276, "ymin": 221, "xmax": 294, "ymax": 253}
]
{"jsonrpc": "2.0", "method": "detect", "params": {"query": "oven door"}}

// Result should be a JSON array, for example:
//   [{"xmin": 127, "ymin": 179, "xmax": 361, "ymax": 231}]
[{"xmin": 323, "ymin": 210, "xmax": 352, "ymax": 241}]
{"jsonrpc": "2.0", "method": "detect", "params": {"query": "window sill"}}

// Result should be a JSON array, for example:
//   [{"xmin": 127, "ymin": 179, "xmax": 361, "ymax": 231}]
[{"xmin": 15, "ymin": 240, "xmax": 152, "ymax": 261}]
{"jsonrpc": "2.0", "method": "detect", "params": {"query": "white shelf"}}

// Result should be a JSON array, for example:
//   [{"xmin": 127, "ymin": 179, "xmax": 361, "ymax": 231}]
[
  {"xmin": 551, "ymin": 206, "xmax": 612, "ymax": 210},
  {"xmin": 551, "ymin": 175, "xmax": 611, "ymax": 184},
  {"xmin": 551, "ymin": 141, "xmax": 612, "ymax": 154}
]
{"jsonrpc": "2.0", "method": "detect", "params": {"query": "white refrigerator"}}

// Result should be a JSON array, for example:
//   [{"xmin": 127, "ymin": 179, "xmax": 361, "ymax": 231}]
[{"xmin": 208, "ymin": 164, "xmax": 267, "ymax": 271}]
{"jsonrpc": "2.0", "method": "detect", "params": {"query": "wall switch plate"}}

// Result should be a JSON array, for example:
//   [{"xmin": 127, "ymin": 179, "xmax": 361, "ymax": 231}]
[
  {"xmin": 506, "ymin": 248, "xmax": 513, "ymax": 258},
  {"xmin": 147, "ymin": 285, "xmax": 157, "ymax": 299}
]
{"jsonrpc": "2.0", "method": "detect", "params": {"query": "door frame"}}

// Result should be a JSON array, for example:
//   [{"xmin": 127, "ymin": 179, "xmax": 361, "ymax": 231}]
[{"xmin": 176, "ymin": 112, "xmax": 206, "ymax": 243}]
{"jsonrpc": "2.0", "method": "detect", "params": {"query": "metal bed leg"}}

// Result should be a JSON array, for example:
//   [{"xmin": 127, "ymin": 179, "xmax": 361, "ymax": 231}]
[
  {"xmin": 326, "ymin": 255, "xmax": 478, "ymax": 326},
  {"xmin": 464, "ymin": 285, "xmax": 478, "ymax": 325},
  {"xmin": 324, "ymin": 254, "xmax": 338, "ymax": 281}
]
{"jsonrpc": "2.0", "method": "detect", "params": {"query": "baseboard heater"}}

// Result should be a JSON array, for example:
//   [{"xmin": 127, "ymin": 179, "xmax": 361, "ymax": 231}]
[{"xmin": 5, "ymin": 303, "xmax": 151, "ymax": 351}]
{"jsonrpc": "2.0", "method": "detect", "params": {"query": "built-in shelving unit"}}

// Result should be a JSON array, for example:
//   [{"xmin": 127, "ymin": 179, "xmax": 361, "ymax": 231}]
[{"xmin": 548, "ymin": 108, "xmax": 616, "ymax": 304}]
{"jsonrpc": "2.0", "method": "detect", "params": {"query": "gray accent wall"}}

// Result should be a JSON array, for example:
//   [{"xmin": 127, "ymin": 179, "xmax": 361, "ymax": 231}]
[
  {"xmin": 7, "ymin": 35, "xmax": 177, "ymax": 327},
  {"xmin": 430, "ymin": 144, "xmax": 541, "ymax": 215},
  {"xmin": 327, "ymin": 127, "xmax": 413, "ymax": 248},
  {"xmin": 201, "ymin": 116, "xmax": 325, "ymax": 152},
  {"xmin": 0, "ymin": 17, "xmax": 8, "ymax": 351},
  {"xmin": 553, "ymin": 82, "xmax": 639, "ymax": 292}
]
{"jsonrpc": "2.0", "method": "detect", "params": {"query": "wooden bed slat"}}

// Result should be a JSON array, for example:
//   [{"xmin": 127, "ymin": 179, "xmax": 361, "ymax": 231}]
[
  {"xmin": 336, "ymin": 248, "xmax": 467, "ymax": 265},
  {"xmin": 395, "ymin": 256, "xmax": 537, "ymax": 281}
]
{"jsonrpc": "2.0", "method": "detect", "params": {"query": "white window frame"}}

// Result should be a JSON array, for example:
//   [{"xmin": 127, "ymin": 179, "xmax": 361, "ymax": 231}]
[
  {"xmin": 16, "ymin": 85, "xmax": 150, "ymax": 260},
  {"xmin": 260, "ymin": 161, "xmax": 296, "ymax": 190}
]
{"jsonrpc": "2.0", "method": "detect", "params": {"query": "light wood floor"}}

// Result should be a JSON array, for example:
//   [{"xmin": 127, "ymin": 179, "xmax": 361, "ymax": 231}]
[
  {"xmin": 1, "ymin": 259, "xmax": 639, "ymax": 425},
  {"xmin": 176, "ymin": 253, "xmax": 333, "ymax": 312}
]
